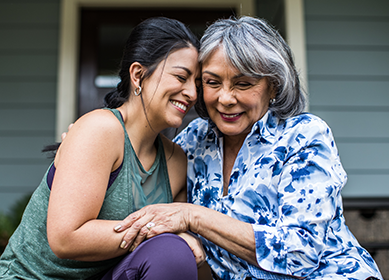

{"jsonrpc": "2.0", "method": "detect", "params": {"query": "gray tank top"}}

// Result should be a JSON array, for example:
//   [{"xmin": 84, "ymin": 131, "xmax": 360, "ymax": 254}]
[{"xmin": 0, "ymin": 108, "xmax": 173, "ymax": 279}]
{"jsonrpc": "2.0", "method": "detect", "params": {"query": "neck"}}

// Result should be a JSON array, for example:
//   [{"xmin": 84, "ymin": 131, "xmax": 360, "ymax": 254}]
[
  {"xmin": 223, "ymin": 133, "xmax": 247, "ymax": 154},
  {"xmin": 118, "ymin": 102, "xmax": 160, "ymax": 158}
]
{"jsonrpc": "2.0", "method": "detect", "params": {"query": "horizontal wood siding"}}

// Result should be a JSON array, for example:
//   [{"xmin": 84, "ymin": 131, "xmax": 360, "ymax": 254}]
[
  {"xmin": 0, "ymin": 0, "xmax": 59, "ymax": 214},
  {"xmin": 305, "ymin": 0, "xmax": 389, "ymax": 198}
]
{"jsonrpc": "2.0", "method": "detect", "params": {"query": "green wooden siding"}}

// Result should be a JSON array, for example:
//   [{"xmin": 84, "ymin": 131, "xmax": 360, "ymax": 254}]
[
  {"xmin": 305, "ymin": 0, "xmax": 389, "ymax": 198},
  {"xmin": 0, "ymin": 0, "xmax": 59, "ymax": 214}
]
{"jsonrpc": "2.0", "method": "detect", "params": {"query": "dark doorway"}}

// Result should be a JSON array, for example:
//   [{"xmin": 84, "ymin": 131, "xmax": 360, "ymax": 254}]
[{"xmin": 78, "ymin": 8, "xmax": 235, "ymax": 137}]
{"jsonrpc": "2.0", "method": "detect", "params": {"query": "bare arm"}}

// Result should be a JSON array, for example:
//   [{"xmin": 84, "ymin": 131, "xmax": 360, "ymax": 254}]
[
  {"xmin": 47, "ymin": 110, "xmax": 132, "ymax": 261},
  {"xmin": 187, "ymin": 204, "xmax": 257, "ymax": 265}
]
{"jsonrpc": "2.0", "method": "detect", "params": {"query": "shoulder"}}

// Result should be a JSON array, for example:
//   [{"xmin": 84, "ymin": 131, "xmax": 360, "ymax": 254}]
[
  {"xmin": 55, "ymin": 109, "xmax": 124, "ymax": 164},
  {"xmin": 276, "ymin": 113, "xmax": 339, "ymax": 159},
  {"xmin": 283, "ymin": 113, "xmax": 329, "ymax": 131},
  {"xmin": 77, "ymin": 109, "xmax": 125, "ymax": 148},
  {"xmin": 173, "ymin": 118, "xmax": 210, "ymax": 151},
  {"xmin": 280, "ymin": 113, "xmax": 334, "ymax": 143},
  {"xmin": 67, "ymin": 109, "xmax": 126, "ymax": 145},
  {"xmin": 75, "ymin": 109, "xmax": 123, "ymax": 134},
  {"xmin": 176, "ymin": 118, "xmax": 209, "ymax": 138}
]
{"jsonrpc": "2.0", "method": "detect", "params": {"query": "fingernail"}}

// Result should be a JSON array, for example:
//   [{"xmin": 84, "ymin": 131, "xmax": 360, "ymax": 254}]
[
  {"xmin": 114, "ymin": 224, "xmax": 122, "ymax": 231},
  {"xmin": 129, "ymin": 245, "xmax": 135, "ymax": 252},
  {"xmin": 120, "ymin": 240, "xmax": 127, "ymax": 249}
]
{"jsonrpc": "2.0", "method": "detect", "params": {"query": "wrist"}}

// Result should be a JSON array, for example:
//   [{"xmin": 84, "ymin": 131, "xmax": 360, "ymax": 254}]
[{"xmin": 185, "ymin": 204, "xmax": 201, "ymax": 234}]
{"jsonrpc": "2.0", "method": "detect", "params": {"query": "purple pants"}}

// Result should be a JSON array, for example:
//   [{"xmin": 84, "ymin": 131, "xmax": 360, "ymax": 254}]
[{"xmin": 101, "ymin": 233, "xmax": 198, "ymax": 280}]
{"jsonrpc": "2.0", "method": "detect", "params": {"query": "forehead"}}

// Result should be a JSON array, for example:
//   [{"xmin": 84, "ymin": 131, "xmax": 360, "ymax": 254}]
[
  {"xmin": 151, "ymin": 46, "xmax": 199, "ymax": 77},
  {"xmin": 165, "ymin": 47, "xmax": 199, "ymax": 65},
  {"xmin": 202, "ymin": 48, "xmax": 240, "ymax": 76},
  {"xmin": 172, "ymin": 47, "xmax": 200, "ymax": 74},
  {"xmin": 202, "ymin": 47, "xmax": 226, "ymax": 65}
]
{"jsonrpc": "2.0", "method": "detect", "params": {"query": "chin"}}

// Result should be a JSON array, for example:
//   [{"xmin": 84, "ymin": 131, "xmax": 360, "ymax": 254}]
[
  {"xmin": 171, "ymin": 122, "xmax": 183, "ymax": 129},
  {"xmin": 217, "ymin": 125, "xmax": 246, "ymax": 137},
  {"xmin": 167, "ymin": 118, "xmax": 183, "ymax": 129}
]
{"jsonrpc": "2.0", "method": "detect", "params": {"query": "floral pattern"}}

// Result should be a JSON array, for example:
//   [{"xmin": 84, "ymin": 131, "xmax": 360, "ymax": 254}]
[{"xmin": 174, "ymin": 111, "xmax": 382, "ymax": 280}]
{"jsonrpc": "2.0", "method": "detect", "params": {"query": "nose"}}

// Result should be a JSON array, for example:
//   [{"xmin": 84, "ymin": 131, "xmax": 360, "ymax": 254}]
[
  {"xmin": 182, "ymin": 80, "xmax": 198, "ymax": 102},
  {"xmin": 218, "ymin": 87, "xmax": 237, "ymax": 107}
]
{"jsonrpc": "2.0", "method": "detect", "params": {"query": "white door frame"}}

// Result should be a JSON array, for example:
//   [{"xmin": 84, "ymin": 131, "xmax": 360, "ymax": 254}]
[
  {"xmin": 285, "ymin": 0, "xmax": 309, "ymax": 109},
  {"xmin": 56, "ymin": 0, "xmax": 307, "ymax": 139}
]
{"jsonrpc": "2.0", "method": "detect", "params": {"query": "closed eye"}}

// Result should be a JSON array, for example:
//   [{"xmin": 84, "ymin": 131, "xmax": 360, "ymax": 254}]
[
  {"xmin": 203, "ymin": 79, "xmax": 220, "ymax": 87},
  {"xmin": 177, "ymin": 75, "xmax": 187, "ymax": 82},
  {"xmin": 236, "ymin": 82, "xmax": 253, "ymax": 88}
]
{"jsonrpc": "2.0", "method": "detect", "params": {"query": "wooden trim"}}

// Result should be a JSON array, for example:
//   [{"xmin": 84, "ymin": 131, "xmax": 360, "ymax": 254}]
[
  {"xmin": 56, "ymin": 0, "xmax": 79, "ymax": 141},
  {"xmin": 284, "ymin": 0, "xmax": 309, "ymax": 111},
  {"xmin": 56, "ymin": 0, "xmax": 255, "ymax": 140}
]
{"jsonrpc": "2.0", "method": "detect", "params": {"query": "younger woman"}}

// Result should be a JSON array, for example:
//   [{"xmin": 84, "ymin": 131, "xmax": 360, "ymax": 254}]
[{"xmin": 0, "ymin": 17, "xmax": 203, "ymax": 280}]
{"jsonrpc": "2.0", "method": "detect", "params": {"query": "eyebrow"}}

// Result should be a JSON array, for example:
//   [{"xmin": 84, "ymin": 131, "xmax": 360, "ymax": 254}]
[
  {"xmin": 202, "ymin": 70, "xmax": 220, "ymax": 79},
  {"xmin": 173, "ymin": 66, "xmax": 192, "ymax": 75},
  {"xmin": 202, "ymin": 70, "xmax": 245, "ymax": 80}
]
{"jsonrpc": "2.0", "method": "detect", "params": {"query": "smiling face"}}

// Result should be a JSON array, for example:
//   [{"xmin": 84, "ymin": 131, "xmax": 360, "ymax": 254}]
[
  {"xmin": 202, "ymin": 47, "xmax": 275, "ymax": 140},
  {"xmin": 142, "ymin": 46, "xmax": 200, "ymax": 130}
]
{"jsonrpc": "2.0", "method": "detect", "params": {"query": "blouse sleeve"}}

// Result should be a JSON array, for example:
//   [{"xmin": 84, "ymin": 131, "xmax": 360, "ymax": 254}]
[{"xmin": 249, "ymin": 117, "xmax": 347, "ymax": 278}]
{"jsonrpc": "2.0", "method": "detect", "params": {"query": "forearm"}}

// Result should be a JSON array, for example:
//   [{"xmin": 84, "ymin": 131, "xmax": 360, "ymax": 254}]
[
  {"xmin": 115, "ymin": 203, "xmax": 257, "ymax": 265},
  {"xmin": 186, "ymin": 204, "xmax": 258, "ymax": 266},
  {"xmin": 48, "ymin": 219, "xmax": 129, "ymax": 261}
]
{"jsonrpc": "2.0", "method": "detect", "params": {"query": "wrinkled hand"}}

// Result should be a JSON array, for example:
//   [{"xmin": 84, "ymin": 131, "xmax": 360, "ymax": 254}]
[
  {"xmin": 177, "ymin": 232, "xmax": 206, "ymax": 267},
  {"xmin": 114, "ymin": 203, "xmax": 190, "ymax": 252},
  {"xmin": 61, "ymin": 123, "xmax": 73, "ymax": 141}
]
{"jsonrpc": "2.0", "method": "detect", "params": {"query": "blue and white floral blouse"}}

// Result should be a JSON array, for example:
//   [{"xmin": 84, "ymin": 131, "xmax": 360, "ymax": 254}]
[{"xmin": 174, "ymin": 111, "xmax": 382, "ymax": 280}]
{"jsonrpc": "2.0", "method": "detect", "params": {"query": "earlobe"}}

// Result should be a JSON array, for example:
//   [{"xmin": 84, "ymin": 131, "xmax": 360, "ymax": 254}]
[
  {"xmin": 129, "ymin": 62, "xmax": 144, "ymax": 88},
  {"xmin": 269, "ymin": 86, "xmax": 277, "ymax": 105}
]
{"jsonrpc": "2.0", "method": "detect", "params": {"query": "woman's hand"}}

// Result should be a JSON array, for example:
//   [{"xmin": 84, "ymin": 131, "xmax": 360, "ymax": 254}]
[
  {"xmin": 177, "ymin": 232, "xmax": 206, "ymax": 267},
  {"xmin": 61, "ymin": 123, "xmax": 73, "ymax": 141},
  {"xmin": 114, "ymin": 203, "xmax": 191, "ymax": 251},
  {"xmin": 115, "ymin": 202, "xmax": 258, "ymax": 267}
]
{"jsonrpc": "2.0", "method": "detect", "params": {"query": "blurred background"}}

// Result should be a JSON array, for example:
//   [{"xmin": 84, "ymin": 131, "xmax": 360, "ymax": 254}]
[{"xmin": 0, "ymin": 0, "xmax": 388, "ymax": 277}]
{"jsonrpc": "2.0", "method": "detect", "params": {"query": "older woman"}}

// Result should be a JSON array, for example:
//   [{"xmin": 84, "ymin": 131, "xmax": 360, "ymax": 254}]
[{"xmin": 115, "ymin": 16, "xmax": 382, "ymax": 279}]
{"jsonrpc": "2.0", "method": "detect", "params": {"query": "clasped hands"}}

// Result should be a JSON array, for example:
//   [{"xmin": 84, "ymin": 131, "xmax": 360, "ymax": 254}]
[{"xmin": 114, "ymin": 203, "xmax": 206, "ymax": 267}]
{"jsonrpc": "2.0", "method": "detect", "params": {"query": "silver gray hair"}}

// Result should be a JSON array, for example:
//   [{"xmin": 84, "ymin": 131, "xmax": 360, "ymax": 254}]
[{"xmin": 196, "ymin": 16, "xmax": 306, "ymax": 120}]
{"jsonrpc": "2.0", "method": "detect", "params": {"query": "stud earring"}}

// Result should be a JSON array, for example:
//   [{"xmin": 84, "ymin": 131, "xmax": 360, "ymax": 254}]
[
  {"xmin": 134, "ymin": 86, "xmax": 142, "ymax": 96},
  {"xmin": 270, "ymin": 98, "xmax": 276, "ymax": 105}
]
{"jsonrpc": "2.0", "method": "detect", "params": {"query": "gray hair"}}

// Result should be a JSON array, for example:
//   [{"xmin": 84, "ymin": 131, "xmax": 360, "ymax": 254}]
[{"xmin": 195, "ymin": 16, "xmax": 306, "ymax": 120}]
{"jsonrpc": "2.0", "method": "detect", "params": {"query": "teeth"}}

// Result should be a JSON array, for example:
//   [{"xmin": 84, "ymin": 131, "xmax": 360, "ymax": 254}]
[
  {"xmin": 223, "ymin": 113, "xmax": 240, "ymax": 118},
  {"xmin": 171, "ymin": 101, "xmax": 187, "ymax": 111}
]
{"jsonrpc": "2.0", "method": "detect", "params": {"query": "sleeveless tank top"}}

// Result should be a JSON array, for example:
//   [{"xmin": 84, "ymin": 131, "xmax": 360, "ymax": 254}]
[{"xmin": 0, "ymin": 108, "xmax": 173, "ymax": 279}]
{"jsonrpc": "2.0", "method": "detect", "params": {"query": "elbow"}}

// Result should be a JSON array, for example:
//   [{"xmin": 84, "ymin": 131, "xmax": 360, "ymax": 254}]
[
  {"xmin": 47, "ymin": 233, "xmax": 77, "ymax": 259},
  {"xmin": 52, "ymin": 249, "xmax": 71, "ymax": 260},
  {"xmin": 49, "ymin": 240, "xmax": 72, "ymax": 259}
]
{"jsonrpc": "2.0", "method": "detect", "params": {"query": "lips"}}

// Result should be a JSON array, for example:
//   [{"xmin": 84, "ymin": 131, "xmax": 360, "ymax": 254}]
[
  {"xmin": 220, "ymin": 112, "xmax": 242, "ymax": 121},
  {"xmin": 222, "ymin": 113, "xmax": 240, "ymax": 119},
  {"xmin": 170, "ymin": 100, "xmax": 188, "ymax": 113}
]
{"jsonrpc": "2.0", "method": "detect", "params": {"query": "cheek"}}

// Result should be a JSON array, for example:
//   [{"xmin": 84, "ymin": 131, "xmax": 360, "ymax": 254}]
[
  {"xmin": 202, "ymin": 89, "xmax": 215, "ymax": 106},
  {"xmin": 253, "ymin": 100, "xmax": 270, "ymax": 118},
  {"xmin": 243, "ymin": 95, "xmax": 270, "ymax": 115}
]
